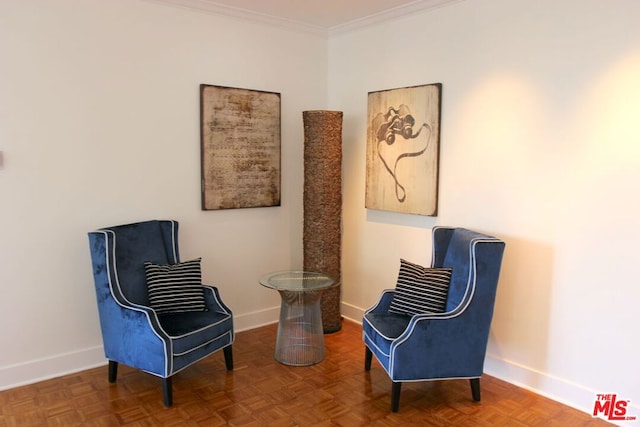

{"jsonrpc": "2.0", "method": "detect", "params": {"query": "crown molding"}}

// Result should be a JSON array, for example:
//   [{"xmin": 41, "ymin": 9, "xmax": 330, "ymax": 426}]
[
  {"xmin": 328, "ymin": 0, "xmax": 465, "ymax": 36},
  {"xmin": 140, "ymin": 0, "xmax": 327, "ymax": 35},
  {"xmin": 141, "ymin": 0, "xmax": 464, "ymax": 37}
]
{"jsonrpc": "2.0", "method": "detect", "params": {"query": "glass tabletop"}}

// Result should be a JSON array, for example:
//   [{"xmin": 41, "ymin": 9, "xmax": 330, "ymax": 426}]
[{"xmin": 259, "ymin": 270, "xmax": 334, "ymax": 291}]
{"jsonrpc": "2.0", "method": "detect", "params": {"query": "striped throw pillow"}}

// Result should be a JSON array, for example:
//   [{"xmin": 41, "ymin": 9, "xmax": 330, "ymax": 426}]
[
  {"xmin": 388, "ymin": 259, "xmax": 452, "ymax": 316},
  {"xmin": 144, "ymin": 258, "xmax": 206, "ymax": 314}
]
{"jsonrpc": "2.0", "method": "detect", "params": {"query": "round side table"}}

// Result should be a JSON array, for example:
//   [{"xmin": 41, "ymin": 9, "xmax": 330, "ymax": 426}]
[{"xmin": 259, "ymin": 271, "xmax": 334, "ymax": 366}]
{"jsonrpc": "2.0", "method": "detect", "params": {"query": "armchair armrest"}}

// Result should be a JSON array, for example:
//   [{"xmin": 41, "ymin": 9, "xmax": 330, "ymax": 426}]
[
  {"xmin": 203, "ymin": 285, "xmax": 233, "ymax": 315},
  {"xmin": 365, "ymin": 289, "xmax": 396, "ymax": 315},
  {"xmin": 96, "ymin": 293, "xmax": 170, "ymax": 375},
  {"xmin": 391, "ymin": 310, "xmax": 489, "ymax": 379}
]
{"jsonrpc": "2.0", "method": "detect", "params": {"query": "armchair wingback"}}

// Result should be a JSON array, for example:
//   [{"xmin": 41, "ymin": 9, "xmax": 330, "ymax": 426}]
[
  {"xmin": 88, "ymin": 220, "xmax": 234, "ymax": 406},
  {"xmin": 362, "ymin": 226, "xmax": 505, "ymax": 412}
]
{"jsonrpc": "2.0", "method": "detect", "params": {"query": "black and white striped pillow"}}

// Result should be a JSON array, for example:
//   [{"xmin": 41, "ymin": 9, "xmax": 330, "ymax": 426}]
[
  {"xmin": 388, "ymin": 259, "xmax": 452, "ymax": 316},
  {"xmin": 144, "ymin": 258, "xmax": 206, "ymax": 314}
]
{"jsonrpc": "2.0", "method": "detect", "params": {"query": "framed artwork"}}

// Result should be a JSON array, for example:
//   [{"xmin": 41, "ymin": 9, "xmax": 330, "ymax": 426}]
[
  {"xmin": 365, "ymin": 83, "xmax": 442, "ymax": 216},
  {"xmin": 200, "ymin": 84, "xmax": 281, "ymax": 210}
]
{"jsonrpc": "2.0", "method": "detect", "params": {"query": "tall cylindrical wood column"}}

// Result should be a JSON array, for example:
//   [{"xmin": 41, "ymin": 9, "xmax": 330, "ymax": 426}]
[{"xmin": 303, "ymin": 110, "xmax": 343, "ymax": 333}]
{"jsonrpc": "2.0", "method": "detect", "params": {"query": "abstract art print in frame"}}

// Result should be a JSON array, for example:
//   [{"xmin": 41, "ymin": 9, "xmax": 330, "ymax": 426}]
[
  {"xmin": 200, "ymin": 84, "xmax": 281, "ymax": 210},
  {"xmin": 365, "ymin": 83, "xmax": 442, "ymax": 216}
]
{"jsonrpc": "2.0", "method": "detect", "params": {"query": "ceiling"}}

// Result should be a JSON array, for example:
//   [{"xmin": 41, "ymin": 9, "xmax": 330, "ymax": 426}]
[{"xmin": 148, "ymin": 0, "xmax": 461, "ymax": 33}]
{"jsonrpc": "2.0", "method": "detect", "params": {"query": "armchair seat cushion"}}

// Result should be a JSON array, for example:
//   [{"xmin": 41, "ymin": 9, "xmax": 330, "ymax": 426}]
[
  {"xmin": 363, "ymin": 313, "xmax": 411, "ymax": 357},
  {"xmin": 158, "ymin": 310, "xmax": 233, "ymax": 356}
]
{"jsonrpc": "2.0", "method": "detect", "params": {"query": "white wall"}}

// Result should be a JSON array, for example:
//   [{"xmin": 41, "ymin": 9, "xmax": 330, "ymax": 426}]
[
  {"xmin": 330, "ymin": 0, "xmax": 640, "ymax": 418},
  {"xmin": 1, "ymin": 0, "xmax": 639, "ymax": 420},
  {"xmin": 0, "ymin": 0, "xmax": 326, "ymax": 388}
]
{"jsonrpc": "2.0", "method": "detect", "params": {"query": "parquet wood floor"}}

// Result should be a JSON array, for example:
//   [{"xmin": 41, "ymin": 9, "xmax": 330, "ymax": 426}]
[{"xmin": 0, "ymin": 320, "xmax": 611, "ymax": 426}]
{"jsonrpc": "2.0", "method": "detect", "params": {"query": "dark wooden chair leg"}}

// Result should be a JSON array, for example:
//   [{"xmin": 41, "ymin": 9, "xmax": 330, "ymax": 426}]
[
  {"xmin": 391, "ymin": 381, "xmax": 402, "ymax": 412},
  {"xmin": 470, "ymin": 378, "xmax": 481, "ymax": 401},
  {"xmin": 223, "ymin": 346, "xmax": 233, "ymax": 371},
  {"xmin": 365, "ymin": 347, "xmax": 372, "ymax": 371},
  {"xmin": 108, "ymin": 360, "xmax": 118, "ymax": 383},
  {"xmin": 162, "ymin": 377, "xmax": 173, "ymax": 407}
]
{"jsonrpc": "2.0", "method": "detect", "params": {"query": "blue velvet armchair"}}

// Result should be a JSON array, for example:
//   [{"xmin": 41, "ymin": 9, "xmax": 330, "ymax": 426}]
[
  {"xmin": 363, "ymin": 227, "xmax": 505, "ymax": 412},
  {"xmin": 88, "ymin": 220, "xmax": 234, "ymax": 406}
]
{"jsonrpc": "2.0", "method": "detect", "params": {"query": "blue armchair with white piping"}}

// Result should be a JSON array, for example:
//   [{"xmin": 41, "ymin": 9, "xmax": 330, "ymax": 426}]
[
  {"xmin": 362, "ymin": 226, "xmax": 505, "ymax": 412},
  {"xmin": 87, "ymin": 220, "xmax": 234, "ymax": 406}
]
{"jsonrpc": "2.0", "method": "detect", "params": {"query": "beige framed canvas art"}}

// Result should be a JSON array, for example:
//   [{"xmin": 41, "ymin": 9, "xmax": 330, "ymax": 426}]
[
  {"xmin": 200, "ymin": 84, "xmax": 281, "ymax": 210},
  {"xmin": 365, "ymin": 83, "xmax": 442, "ymax": 216}
]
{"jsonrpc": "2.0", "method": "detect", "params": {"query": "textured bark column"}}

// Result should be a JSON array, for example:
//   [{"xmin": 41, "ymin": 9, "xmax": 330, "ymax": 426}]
[{"xmin": 303, "ymin": 110, "xmax": 343, "ymax": 333}]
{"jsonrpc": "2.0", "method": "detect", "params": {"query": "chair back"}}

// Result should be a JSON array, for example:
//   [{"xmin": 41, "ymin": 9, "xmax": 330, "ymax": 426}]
[
  {"xmin": 434, "ymin": 226, "xmax": 505, "ymax": 334},
  {"xmin": 429, "ymin": 227, "xmax": 505, "ymax": 372},
  {"xmin": 88, "ymin": 220, "xmax": 179, "ymax": 306}
]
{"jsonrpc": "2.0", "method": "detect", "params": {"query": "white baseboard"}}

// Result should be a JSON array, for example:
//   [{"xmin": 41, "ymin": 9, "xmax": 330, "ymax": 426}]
[
  {"xmin": 484, "ymin": 355, "xmax": 640, "ymax": 421},
  {"xmin": 0, "ymin": 345, "xmax": 106, "ymax": 391},
  {"xmin": 343, "ymin": 301, "xmax": 640, "ymax": 422},
  {"xmin": 0, "ymin": 306, "xmax": 280, "ymax": 392},
  {"xmin": 340, "ymin": 301, "xmax": 365, "ymax": 324},
  {"xmin": 5, "ymin": 301, "xmax": 633, "ymax": 425},
  {"xmin": 233, "ymin": 306, "xmax": 280, "ymax": 332},
  {"xmin": 484, "ymin": 355, "xmax": 596, "ymax": 412}
]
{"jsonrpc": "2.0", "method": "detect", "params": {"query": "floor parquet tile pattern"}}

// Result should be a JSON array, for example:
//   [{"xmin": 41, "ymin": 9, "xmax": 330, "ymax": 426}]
[{"xmin": 0, "ymin": 320, "xmax": 611, "ymax": 426}]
